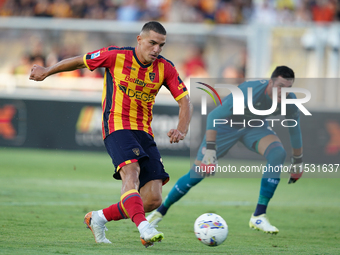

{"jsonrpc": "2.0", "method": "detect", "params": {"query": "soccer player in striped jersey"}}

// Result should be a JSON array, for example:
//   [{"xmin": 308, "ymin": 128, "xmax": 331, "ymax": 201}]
[
  {"xmin": 147, "ymin": 66, "xmax": 304, "ymax": 235},
  {"xmin": 29, "ymin": 21, "xmax": 192, "ymax": 247}
]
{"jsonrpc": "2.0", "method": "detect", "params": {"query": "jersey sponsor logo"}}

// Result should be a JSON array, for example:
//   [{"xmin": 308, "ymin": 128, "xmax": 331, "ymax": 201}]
[
  {"xmin": 124, "ymin": 75, "xmax": 154, "ymax": 88},
  {"xmin": 146, "ymin": 83, "xmax": 155, "ymax": 88},
  {"xmin": 91, "ymin": 51, "xmax": 100, "ymax": 59},
  {"xmin": 126, "ymin": 66, "xmax": 136, "ymax": 71},
  {"xmin": 149, "ymin": 72, "xmax": 155, "ymax": 82},
  {"xmin": 118, "ymin": 84, "xmax": 155, "ymax": 102}
]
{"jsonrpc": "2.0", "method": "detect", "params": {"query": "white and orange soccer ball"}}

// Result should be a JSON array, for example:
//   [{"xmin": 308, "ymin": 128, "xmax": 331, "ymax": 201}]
[{"xmin": 194, "ymin": 213, "xmax": 228, "ymax": 246}]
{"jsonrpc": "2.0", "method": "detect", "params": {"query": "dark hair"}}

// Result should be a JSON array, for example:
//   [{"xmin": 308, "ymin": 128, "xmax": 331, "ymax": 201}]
[
  {"xmin": 271, "ymin": 66, "xmax": 295, "ymax": 79},
  {"xmin": 141, "ymin": 21, "xmax": 166, "ymax": 35}
]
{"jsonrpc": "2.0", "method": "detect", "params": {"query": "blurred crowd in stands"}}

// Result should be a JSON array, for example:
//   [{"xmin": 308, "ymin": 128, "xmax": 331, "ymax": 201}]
[
  {"xmin": 12, "ymin": 40, "xmax": 230, "ymax": 80},
  {"xmin": 1, "ymin": 0, "xmax": 339, "ymax": 24},
  {"xmin": 4, "ymin": 0, "xmax": 339, "ymax": 82},
  {"xmin": 12, "ymin": 37, "xmax": 246, "ymax": 81},
  {"xmin": 12, "ymin": 40, "xmax": 104, "ymax": 78}
]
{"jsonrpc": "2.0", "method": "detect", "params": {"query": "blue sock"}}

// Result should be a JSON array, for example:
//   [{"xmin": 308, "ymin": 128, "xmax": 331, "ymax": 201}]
[
  {"xmin": 157, "ymin": 204, "xmax": 169, "ymax": 216},
  {"xmin": 254, "ymin": 142, "xmax": 286, "ymax": 215},
  {"xmin": 157, "ymin": 166, "xmax": 203, "ymax": 216},
  {"xmin": 254, "ymin": 195, "xmax": 270, "ymax": 216}
]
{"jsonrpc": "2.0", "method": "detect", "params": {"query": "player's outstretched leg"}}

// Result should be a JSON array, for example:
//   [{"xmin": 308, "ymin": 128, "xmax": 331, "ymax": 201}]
[
  {"xmin": 249, "ymin": 141, "xmax": 285, "ymax": 234},
  {"xmin": 147, "ymin": 167, "xmax": 203, "ymax": 226},
  {"xmin": 84, "ymin": 189, "xmax": 164, "ymax": 247},
  {"xmin": 84, "ymin": 211, "xmax": 112, "ymax": 243},
  {"xmin": 118, "ymin": 189, "xmax": 163, "ymax": 248}
]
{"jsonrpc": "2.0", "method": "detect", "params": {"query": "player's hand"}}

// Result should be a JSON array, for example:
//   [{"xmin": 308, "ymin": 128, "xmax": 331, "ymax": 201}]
[
  {"xmin": 288, "ymin": 155, "xmax": 304, "ymax": 184},
  {"xmin": 167, "ymin": 129, "xmax": 185, "ymax": 144},
  {"xmin": 200, "ymin": 143, "xmax": 217, "ymax": 177},
  {"xmin": 29, "ymin": 64, "xmax": 48, "ymax": 81}
]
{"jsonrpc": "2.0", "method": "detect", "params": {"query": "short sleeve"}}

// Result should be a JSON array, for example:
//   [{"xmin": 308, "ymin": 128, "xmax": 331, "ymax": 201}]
[
  {"xmin": 83, "ymin": 46, "xmax": 117, "ymax": 71},
  {"xmin": 163, "ymin": 62, "xmax": 188, "ymax": 101}
]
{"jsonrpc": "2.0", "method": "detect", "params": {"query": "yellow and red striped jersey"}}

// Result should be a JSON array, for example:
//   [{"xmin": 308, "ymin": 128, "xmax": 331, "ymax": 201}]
[{"xmin": 83, "ymin": 46, "xmax": 188, "ymax": 139}]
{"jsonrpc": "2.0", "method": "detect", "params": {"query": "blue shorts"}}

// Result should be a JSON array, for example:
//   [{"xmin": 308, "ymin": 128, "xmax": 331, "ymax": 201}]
[
  {"xmin": 197, "ymin": 122, "xmax": 277, "ymax": 161},
  {"xmin": 104, "ymin": 130, "xmax": 169, "ymax": 189}
]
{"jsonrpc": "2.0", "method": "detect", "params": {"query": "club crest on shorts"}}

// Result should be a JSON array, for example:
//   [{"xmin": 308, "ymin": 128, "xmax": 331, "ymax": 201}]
[
  {"xmin": 149, "ymin": 72, "xmax": 155, "ymax": 82},
  {"xmin": 132, "ymin": 148, "xmax": 140, "ymax": 156}
]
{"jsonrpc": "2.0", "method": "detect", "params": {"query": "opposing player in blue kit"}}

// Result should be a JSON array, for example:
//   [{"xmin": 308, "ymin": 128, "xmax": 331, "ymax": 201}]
[{"xmin": 147, "ymin": 66, "xmax": 304, "ymax": 234}]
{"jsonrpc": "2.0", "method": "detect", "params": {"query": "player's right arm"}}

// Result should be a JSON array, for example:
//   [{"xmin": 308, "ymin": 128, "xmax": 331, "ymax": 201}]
[
  {"xmin": 29, "ymin": 55, "xmax": 85, "ymax": 81},
  {"xmin": 199, "ymin": 96, "xmax": 233, "ymax": 176}
]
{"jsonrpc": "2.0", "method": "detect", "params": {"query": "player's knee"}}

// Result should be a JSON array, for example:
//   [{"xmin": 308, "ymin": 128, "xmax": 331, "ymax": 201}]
[
  {"xmin": 265, "ymin": 142, "xmax": 286, "ymax": 163},
  {"xmin": 273, "ymin": 146, "xmax": 286, "ymax": 163},
  {"xmin": 143, "ymin": 196, "xmax": 162, "ymax": 213}
]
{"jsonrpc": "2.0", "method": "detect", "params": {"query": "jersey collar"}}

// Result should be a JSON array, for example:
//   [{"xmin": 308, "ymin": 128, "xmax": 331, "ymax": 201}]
[{"xmin": 133, "ymin": 47, "xmax": 152, "ymax": 68}]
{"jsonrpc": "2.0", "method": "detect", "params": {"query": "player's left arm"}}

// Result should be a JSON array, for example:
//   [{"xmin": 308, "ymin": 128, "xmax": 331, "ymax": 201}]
[
  {"xmin": 286, "ymin": 94, "xmax": 304, "ymax": 183},
  {"xmin": 168, "ymin": 94, "xmax": 193, "ymax": 143}
]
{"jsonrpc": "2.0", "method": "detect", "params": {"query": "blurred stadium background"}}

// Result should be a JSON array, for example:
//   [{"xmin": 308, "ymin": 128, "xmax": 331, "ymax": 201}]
[{"xmin": 0, "ymin": 0, "xmax": 340, "ymax": 165}]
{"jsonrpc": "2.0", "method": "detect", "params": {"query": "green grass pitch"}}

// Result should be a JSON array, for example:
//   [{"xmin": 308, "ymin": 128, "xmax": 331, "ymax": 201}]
[{"xmin": 0, "ymin": 147, "xmax": 339, "ymax": 254}]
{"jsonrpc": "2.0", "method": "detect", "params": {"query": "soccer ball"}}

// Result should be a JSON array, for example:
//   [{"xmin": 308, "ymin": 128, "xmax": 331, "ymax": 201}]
[{"xmin": 194, "ymin": 213, "xmax": 228, "ymax": 246}]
